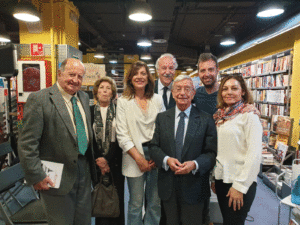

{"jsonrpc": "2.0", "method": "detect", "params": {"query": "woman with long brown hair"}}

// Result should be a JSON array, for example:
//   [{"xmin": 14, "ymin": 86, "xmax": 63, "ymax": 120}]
[
  {"xmin": 212, "ymin": 74, "xmax": 262, "ymax": 225},
  {"xmin": 116, "ymin": 61, "xmax": 164, "ymax": 225}
]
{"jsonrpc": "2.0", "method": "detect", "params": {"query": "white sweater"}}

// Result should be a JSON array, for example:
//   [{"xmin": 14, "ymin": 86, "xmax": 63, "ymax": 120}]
[
  {"xmin": 214, "ymin": 112, "xmax": 262, "ymax": 194},
  {"xmin": 116, "ymin": 94, "xmax": 164, "ymax": 177}
]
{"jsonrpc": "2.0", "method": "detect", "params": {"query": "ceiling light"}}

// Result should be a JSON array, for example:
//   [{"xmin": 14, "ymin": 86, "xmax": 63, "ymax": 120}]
[
  {"xmin": 181, "ymin": 71, "xmax": 187, "ymax": 75},
  {"xmin": 128, "ymin": 2, "xmax": 152, "ymax": 22},
  {"xmin": 137, "ymin": 37, "xmax": 152, "ymax": 47},
  {"xmin": 78, "ymin": 42, "xmax": 81, "ymax": 46},
  {"xmin": 150, "ymin": 70, "xmax": 155, "ymax": 74},
  {"xmin": 149, "ymin": 68, "xmax": 155, "ymax": 71},
  {"xmin": 0, "ymin": 23, "xmax": 11, "ymax": 43},
  {"xmin": 153, "ymin": 31, "xmax": 167, "ymax": 43},
  {"xmin": 147, "ymin": 63, "xmax": 154, "ymax": 67},
  {"xmin": 186, "ymin": 67, "xmax": 193, "ymax": 72},
  {"xmin": 257, "ymin": 4, "xmax": 284, "ymax": 18},
  {"xmin": 13, "ymin": 1, "xmax": 41, "ymax": 22},
  {"xmin": 140, "ymin": 53, "xmax": 151, "ymax": 60},
  {"xmin": 220, "ymin": 27, "xmax": 236, "ymax": 46},
  {"xmin": 109, "ymin": 59, "xmax": 118, "ymax": 64},
  {"xmin": 94, "ymin": 45, "xmax": 105, "ymax": 59}
]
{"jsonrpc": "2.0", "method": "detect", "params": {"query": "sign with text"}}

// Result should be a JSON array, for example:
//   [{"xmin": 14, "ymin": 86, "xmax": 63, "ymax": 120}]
[{"xmin": 31, "ymin": 43, "xmax": 44, "ymax": 56}]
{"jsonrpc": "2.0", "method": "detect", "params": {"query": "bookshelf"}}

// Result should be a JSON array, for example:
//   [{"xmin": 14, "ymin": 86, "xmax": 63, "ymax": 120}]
[{"xmin": 220, "ymin": 49, "xmax": 292, "ymax": 119}]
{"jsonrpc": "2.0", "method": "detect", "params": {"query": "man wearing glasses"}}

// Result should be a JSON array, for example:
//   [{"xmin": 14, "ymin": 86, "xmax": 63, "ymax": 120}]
[{"xmin": 150, "ymin": 75, "xmax": 217, "ymax": 225}]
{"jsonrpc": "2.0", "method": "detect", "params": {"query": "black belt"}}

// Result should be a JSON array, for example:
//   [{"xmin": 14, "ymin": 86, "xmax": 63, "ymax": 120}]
[{"xmin": 142, "ymin": 141, "xmax": 151, "ymax": 147}]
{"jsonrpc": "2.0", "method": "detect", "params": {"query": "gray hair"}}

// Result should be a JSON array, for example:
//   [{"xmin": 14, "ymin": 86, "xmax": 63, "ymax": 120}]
[
  {"xmin": 59, "ymin": 58, "xmax": 86, "ymax": 73},
  {"xmin": 197, "ymin": 53, "xmax": 218, "ymax": 69},
  {"xmin": 155, "ymin": 53, "xmax": 178, "ymax": 70},
  {"xmin": 171, "ymin": 75, "xmax": 195, "ymax": 90}
]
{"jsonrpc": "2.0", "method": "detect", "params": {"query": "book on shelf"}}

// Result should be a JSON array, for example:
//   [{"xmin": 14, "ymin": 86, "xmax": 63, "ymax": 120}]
[
  {"xmin": 262, "ymin": 130, "xmax": 270, "ymax": 144},
  {"xmin": 268, "ymin": 133, "xmax": 277, "ymax": 147},
  {"xmin": 275, "ymin": 142, "xmax": 289, "ymax": 164},
  {"xmin": 260, "ymin": 118, "xmax": 269, "ymax": 130},
  {"xmin": 272, "ymin": 115, "xmax": 293, "ymax": 136}
]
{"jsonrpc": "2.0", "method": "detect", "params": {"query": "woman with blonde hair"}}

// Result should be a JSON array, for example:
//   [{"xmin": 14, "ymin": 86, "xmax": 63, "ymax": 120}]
[{"xmin": 116, "ymin": 61, "xmax": 164, "ymax": 225}]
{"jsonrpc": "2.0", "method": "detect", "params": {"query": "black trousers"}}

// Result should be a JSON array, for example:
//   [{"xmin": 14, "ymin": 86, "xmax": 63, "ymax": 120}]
[
  {"xmin": 163, "ymin": 177, "xmax": 204, "ymax": 225},
  {"xmin": 215, "ymin": 180, "xmax": 257, "ymax": 225}
]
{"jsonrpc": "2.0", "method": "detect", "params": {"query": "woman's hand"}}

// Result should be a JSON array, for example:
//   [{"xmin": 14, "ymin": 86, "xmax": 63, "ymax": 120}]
[
  {"xmin": 95, "ymin": 157, "xmax": 110, "ymax": 175},
  {"xmin": 211, "ymin": 182, "xmax": 216, "ymax": 194},
  {"xmin": 226, "ymin": 187, "xmax": 244, "ymax": 211},
  {"xmin": 136, "ymin": 155, "xmax": 152, "ymax": 172},
  {"xmin": 148, "ymin": 160, "xmax": 156, "ymax": 170}
]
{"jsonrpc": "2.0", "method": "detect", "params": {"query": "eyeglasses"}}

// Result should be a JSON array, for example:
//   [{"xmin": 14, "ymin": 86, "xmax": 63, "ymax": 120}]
[{"xmin": 172, "ymin": 86, "xmax": 193, "ymax": 93}]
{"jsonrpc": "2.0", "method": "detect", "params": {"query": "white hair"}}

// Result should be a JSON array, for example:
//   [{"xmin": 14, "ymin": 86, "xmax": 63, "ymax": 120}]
[
  {"xmin": 155, "ymin": 53, "xmax": 178, "ymax": 70},
  {"xmin": 171, "ymin": 75, "xmax": 195, "ymax": 90}
]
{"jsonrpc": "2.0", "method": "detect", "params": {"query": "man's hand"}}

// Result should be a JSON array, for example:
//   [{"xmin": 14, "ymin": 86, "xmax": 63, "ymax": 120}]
[
  {"xmin": 33, "ymin": 177, "xmax": 54, "ymax": 191},
  {"xmin": 167, "ymin": 157, "xmax": 182, "ymax": 172},
  {"xmin": 227, "ymin": 187, "xmax": 244, "ymax": 211},
  {"xmin": 174, "ymin": 161, "xmax": 196, "ymax": 175},
  {"xmin": 148, "ymin": 160, "xmax": 157, "ymax": 170},
  {"xmin": 95, "ymin": 157, "xmax": 110, "ymax": 175}
]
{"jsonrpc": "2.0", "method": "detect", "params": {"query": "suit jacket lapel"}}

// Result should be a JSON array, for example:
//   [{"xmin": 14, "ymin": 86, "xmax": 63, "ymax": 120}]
[
  {"xmin": 50, "ymin": 84, "xmax": 76, "ymax": 141},
  {"xmin": 181, "ymin": 107, "xmax": 201, "ymax": 159},
  {"xmin": 77, "ymin": 91, "xmax": 93, "ymax": 143},
  {"xmin": 166, "ymin": 107, "xmax": 176, "ymax": 157}
]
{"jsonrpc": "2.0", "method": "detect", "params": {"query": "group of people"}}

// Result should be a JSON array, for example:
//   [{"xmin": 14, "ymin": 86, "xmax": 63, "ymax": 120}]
[{"xmin": 18, "ymin": 52, "xmax": 262, "ymax": 225}]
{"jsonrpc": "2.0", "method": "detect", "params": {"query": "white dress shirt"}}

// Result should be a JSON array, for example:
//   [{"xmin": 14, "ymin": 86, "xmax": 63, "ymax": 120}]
[
  {"xmin": 162, "ymin": 105, "xmax": 199, "ymax": 174},
  {"xmin": 57, "ymin": 82, "xmax": 89, "ymax": 141}
]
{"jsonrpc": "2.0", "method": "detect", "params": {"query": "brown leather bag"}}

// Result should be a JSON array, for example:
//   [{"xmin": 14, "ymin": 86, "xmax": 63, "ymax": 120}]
[{"xmin": 91, "ymin": 173, "xmax": 120, "ymax": 218}]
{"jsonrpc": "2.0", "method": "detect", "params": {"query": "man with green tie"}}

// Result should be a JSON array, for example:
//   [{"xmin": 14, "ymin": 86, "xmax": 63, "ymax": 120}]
[{"xmin": 18, "ymin": 58, "xmax": 97, "ymax": 225}]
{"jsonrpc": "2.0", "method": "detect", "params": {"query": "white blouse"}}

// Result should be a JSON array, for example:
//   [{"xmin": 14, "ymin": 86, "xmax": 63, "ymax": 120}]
[
  {"xmin": 214, "ymin": 112, "xmax": 262, "ymax": 194},
  {"xmin": 116, "ymin": 94, "xmax": 164, "ymax": 177}
]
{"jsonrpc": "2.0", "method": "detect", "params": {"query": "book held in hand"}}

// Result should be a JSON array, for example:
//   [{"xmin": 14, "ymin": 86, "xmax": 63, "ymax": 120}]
[{"xmin": 41, "ymin": 160, "xmax": 64, "ymax": 189}]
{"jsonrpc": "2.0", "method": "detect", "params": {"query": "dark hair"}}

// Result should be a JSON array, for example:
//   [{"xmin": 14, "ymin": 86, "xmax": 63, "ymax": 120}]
[
  {"xmin": 93, "ymin": 76, "xmax": 117, "ymax": 101},
  {"xmin": 197, "ymin": 53, "xmax": 218, "ymax": 68},
  {"xmin": 217, "ymin": 74, "xmax": 253, "ymax": 108},
  {"xmin": 122, "ymin": 61, "xmax": 154, "ymax": 99}
]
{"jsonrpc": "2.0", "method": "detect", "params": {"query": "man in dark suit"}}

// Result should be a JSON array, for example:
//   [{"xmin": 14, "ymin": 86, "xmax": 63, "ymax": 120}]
[
  {"xmin": 154, "ymin": 53, "xmax": 177, "ymax": 110},
  {"xmin": 18, "ymin": 58, "xmax": 97, "ymax": 225},
  {"xmin": 150, "ymin": 75, "xmax": 217, "ymax": 225}
]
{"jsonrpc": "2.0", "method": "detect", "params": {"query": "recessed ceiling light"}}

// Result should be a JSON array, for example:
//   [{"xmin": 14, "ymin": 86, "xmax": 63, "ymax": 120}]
[
  {"xmin": 147, "ymin": 63, "xmax": 154, "ymax": 67},
  {"xmin": 13, "ymin": 1, "xmax": 41, "ymax": 22},
  {"xmin": 257, "ymin": 4, "xmax": 284, "ymax": 18},
  {"xmin": 94, "ymin": 45, "xmax": 105, "ymax": 59},
  {"xmin": 137, "ymin": 38, "xmax": 152, "ymax": 47},
  {"xmin": 109, "ymin": 59, "xmax": 118, "ymax": 64},
  {"xmin": 128, "ymin": 2, "xmax": 152, "ymax": 22},
  {"xmin": 186, "ymin": 67, "xmax": 193, "ymax": 72},
  {"xmin": 140, "ymin": 54, "xmax": 151, "ymax": 60}
]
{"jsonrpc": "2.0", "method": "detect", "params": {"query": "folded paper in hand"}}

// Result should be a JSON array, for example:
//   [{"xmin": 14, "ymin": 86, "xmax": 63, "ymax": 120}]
[{"xmin": 41, "ymin": 160, "xmax": 64, "ymax": 189}]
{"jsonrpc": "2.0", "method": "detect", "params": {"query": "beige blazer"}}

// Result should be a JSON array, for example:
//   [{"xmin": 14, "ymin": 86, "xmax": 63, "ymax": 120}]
[{"xmin": 116, "ymin": 94, "xmax": 164, "ymax": 177}]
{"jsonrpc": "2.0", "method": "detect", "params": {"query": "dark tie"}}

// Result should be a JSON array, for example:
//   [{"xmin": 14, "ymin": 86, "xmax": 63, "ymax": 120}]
[
  {"xmin": 163, "ymin": 86, "xmax": 168, "ymax": 109},
  {"xmin": 71, "ymin": 96, "xmax": 88, "ymax": 155},
  {"xmin": 175, "ymin": 111, "xmax": 185, "ymax": 162}
]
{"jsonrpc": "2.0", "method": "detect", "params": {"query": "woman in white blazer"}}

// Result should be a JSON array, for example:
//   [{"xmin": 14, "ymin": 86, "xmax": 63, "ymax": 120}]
[{"xmin": 116, "ymin": 61, "xmax": 164, "ymax": 225}]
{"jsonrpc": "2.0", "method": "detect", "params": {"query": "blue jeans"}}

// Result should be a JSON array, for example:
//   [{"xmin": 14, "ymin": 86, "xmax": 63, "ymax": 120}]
[{"xmin": 126, "ymin": 146, "xmax": 161, "ymax": 225}]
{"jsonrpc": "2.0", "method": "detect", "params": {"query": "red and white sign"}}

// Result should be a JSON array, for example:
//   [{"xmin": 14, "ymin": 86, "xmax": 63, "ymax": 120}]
[{"xmin": 31, "ymin": 43, "xmax": 44, "ymax": 56}]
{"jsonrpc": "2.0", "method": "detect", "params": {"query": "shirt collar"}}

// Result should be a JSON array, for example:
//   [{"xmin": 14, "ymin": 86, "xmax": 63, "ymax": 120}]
[
  {"xmin": 158, "ymin": 78, "xmax": 172, "ymax": 91},
  {"xmin": 175, "ymin": 104, "xmax": 192, "ymax": 119},
  {"xmin": 56, "ymin": 82, "xmax": 78, "ymax": 102}
]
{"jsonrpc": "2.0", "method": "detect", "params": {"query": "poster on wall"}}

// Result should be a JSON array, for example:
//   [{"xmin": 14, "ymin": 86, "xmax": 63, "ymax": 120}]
[
  {"xmin": 83, "ymin": 63, "xmax": 105, "ymax": 86},
  {"xmin": 17, "ymin": 61, "xmax": 46, "ymax": 103}
]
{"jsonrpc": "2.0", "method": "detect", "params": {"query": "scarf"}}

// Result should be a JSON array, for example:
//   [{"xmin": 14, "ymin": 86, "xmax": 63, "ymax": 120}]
[
  {"xmin": 213, "ymin": 100, "xmax": 260, "ymax": 126},
  {"xmin": 94, "ymin": 101, "xmax": 115, "ymax": 155}
]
